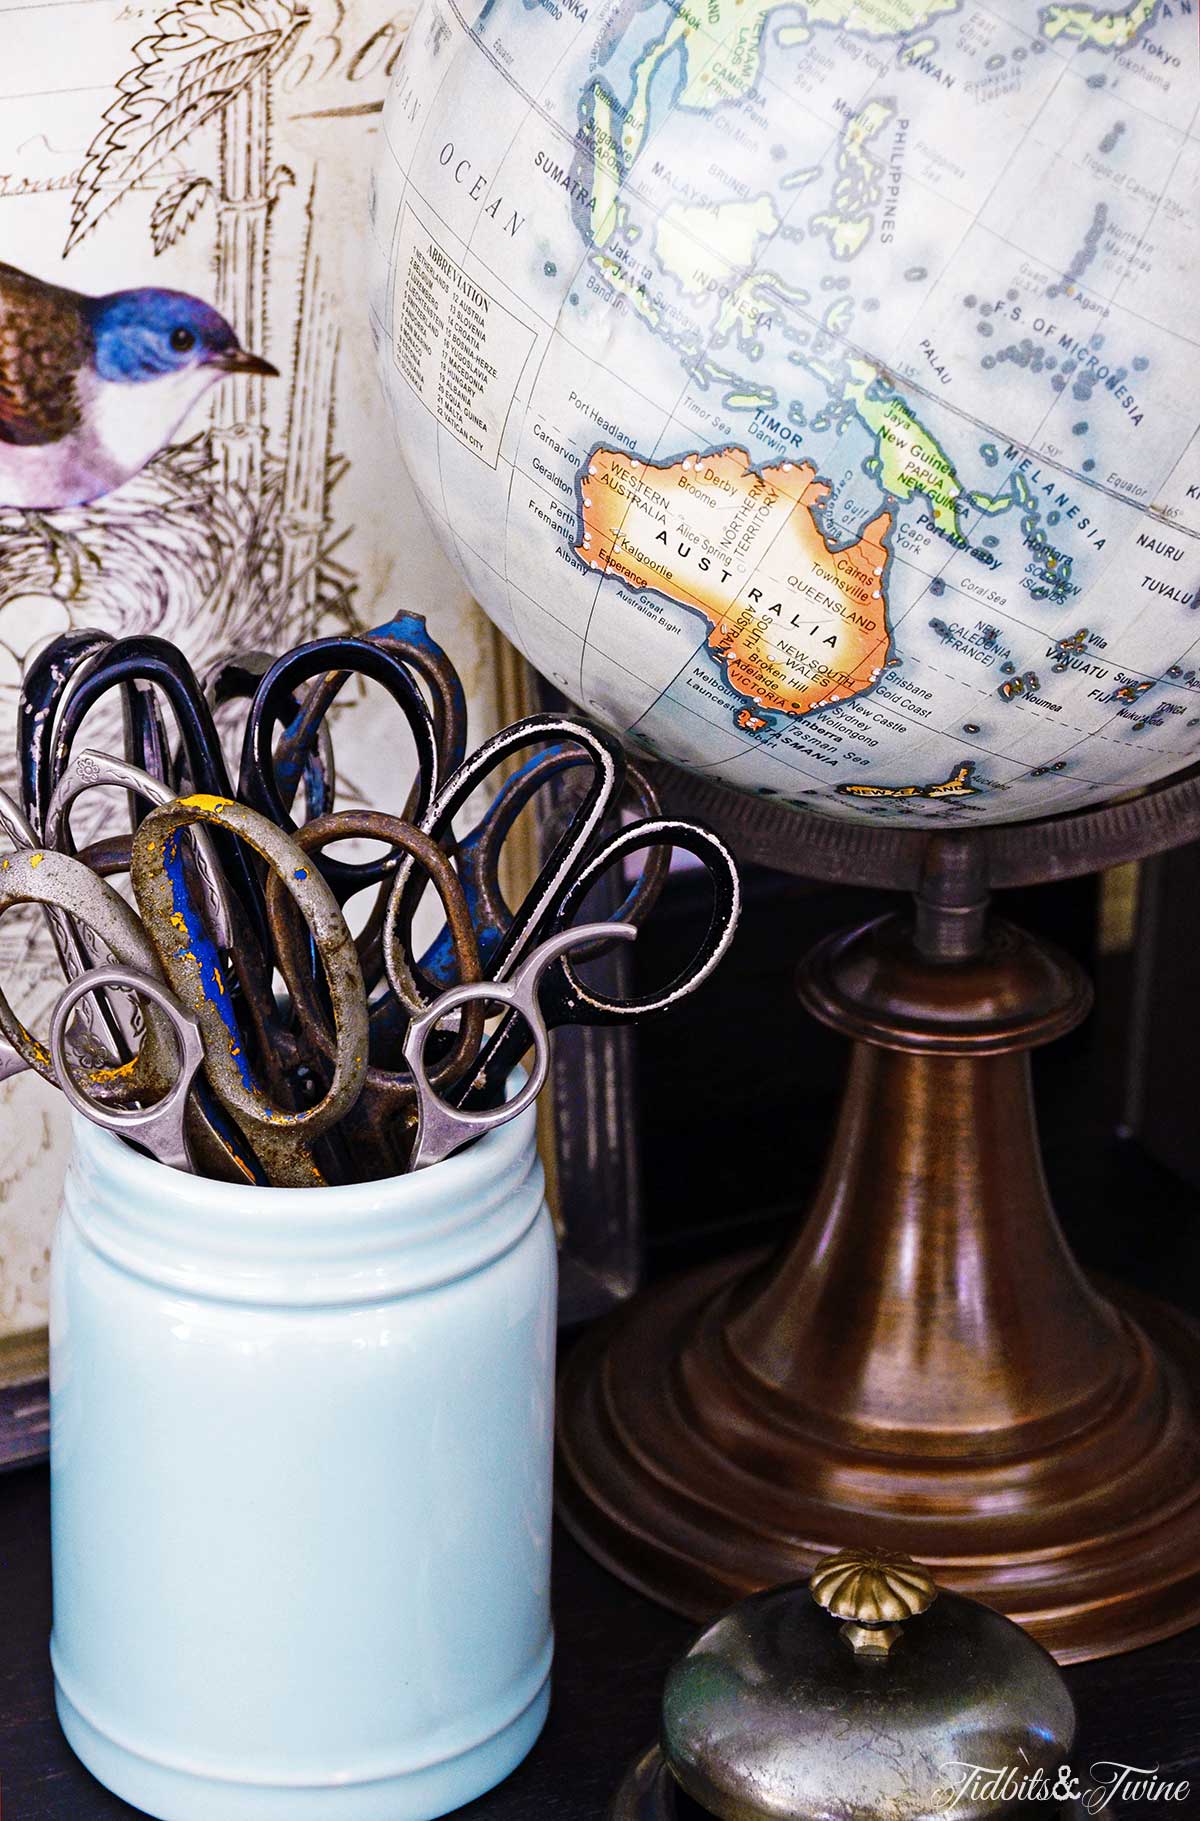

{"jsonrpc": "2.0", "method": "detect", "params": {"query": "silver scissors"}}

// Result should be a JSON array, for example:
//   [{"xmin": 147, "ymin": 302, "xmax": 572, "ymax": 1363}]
[
  {"xmin": 0, "ymin": 844, "xmax": 264, "ymax": 1183},
  {"xmin": 45, "ymin": 748, "xmax": 234, "ymax": 952},
  {"xmin": 0, "ymin": 845, "xmax": 183, "ymax": 1098},
  {"xmin": 38, "ymin": 748, "xmax": 236, "ymax": 1071},
  {"xmin": 50, "ymin": 966, "xmax": 204, "ymax": 1174},
  {"xmin": 402, "ymin": 922, "xmax": 636, "ymax": 1170}
]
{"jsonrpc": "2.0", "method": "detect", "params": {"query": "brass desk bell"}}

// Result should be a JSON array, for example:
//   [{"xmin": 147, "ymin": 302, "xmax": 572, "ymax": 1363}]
[{"xmin": 612, "ymin": 1547, "xmax": 1077, "ymax": 1821}]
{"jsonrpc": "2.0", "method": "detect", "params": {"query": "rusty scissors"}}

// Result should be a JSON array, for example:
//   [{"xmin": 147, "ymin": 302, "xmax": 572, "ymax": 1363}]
[
  {"xmin": 0, "ymin": 843, "xmax": 265, "ymax": 1181},
  {"xmin": 0, "ymin": 797, "xmax": 369, "ymax": 1185},
  {"xmin": 128, "ymin": 794, "xmax": 370, "ymax": 1187}
]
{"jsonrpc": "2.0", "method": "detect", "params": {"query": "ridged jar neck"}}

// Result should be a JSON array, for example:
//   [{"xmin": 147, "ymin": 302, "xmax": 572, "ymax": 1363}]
[{"xmin": 62, "ymin": 1107, "xmax": 546, "ymax": 1308}]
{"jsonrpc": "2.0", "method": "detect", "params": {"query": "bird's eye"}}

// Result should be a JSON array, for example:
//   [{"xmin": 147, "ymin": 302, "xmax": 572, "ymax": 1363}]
[{"xmin": 170, "ymin": 327, "xmax": 196, "ymax": 352}]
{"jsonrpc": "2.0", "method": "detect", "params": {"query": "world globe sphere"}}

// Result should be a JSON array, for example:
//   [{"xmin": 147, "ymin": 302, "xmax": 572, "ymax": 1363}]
[{"xmin": 370, "ymin": 0, "xmax": 1200, "ymax": 826}]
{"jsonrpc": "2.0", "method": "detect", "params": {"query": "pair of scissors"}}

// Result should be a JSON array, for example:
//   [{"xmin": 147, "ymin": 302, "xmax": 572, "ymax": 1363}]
[
  {"xmin": 203, "ymin": 649, "xmax": 337, "ymax": 822},
  {"xmin": 129, "ymin": 794, "xmax": 369, "ymax": 1188},
  {"xmin": 382, "ymin": 713, "xmax": 728, "ymax": 1016},
  {"xmin": 416, "ymin": 741, "xmax": 668, "ymax": 989},
  {"xmin": 449, "ymin": 817, "xmax": 740, "ymax": 1116},
  {"xmin": 34, "ymin": 634, "xmax": 369, "ymax": 1094},
  {"xmin": 263, "ymin": 613, "xmax": 467, "ymax": 820},
  {"xmin": 377, "ymin": 710, "xmax": 740, "ymax": 1111},
  {"xmin": 403, "ymin": 922, "xmax": 637, "ymax": 1170},
  {"xmin": 236, "ymin": 631, "xmax": 442, "ymax": 908},
  {"xmin": 381, "ymin": 714, "xmax": 628, "ymax": 1012},
  {"xmin": 264, "ymin": 808, "xmax": 486, "ymax": 1179},
  {"xmin": 50, "ymin": 966, "xmax": 203, "ymax": 1174},
  {"xmin": 0, "ymin": 845, "xmax": 263, "ymax": 1182}
]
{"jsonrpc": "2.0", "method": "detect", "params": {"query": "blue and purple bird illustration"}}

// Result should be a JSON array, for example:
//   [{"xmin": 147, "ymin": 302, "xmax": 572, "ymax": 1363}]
[{"xmin": 0, "ymin": 260, "xmax": 277, "ymax": 510}]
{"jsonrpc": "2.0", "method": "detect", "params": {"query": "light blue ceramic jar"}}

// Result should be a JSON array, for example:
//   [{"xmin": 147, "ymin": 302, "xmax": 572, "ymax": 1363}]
[{"xmin": 50, "ymin": 1104, "xmax": 556, "ymax": 1821}]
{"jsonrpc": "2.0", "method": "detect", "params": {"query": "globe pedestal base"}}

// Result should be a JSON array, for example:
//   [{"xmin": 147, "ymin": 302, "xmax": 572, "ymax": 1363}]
[{"xmin": 556, "ymin": 904, "xmax": 1200, "ymax": 1663}]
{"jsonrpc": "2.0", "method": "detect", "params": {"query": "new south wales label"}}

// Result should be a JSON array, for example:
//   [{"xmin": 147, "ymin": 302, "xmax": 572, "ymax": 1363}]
[{"xmin": 391, "ymin": 207, "xmax": 534, "ymax": 468}]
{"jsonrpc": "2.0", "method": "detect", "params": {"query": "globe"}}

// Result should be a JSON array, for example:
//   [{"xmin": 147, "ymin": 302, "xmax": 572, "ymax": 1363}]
[{"xmin": 370, "ymin": 0, "xmax": 1199, "ymax": 826}]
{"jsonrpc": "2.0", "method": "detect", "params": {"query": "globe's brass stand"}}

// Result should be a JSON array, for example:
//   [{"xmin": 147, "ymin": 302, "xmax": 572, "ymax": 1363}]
[{"xmin": 556, "ymin": 779, "xmax": 1200, "ymax": 1663}]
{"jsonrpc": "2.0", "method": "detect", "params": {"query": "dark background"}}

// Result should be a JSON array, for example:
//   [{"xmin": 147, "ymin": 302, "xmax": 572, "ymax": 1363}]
[{"xmin": 631, "ymin": 855, "xmax": 1200, "ymax": 1305}]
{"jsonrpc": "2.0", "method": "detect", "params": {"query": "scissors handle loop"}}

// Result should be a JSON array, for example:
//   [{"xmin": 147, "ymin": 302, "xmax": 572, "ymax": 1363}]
[
  {"xmin": 50, "ymin": 967, "xmax": 203, "ymax": 1174},
  {"xmin": 455, "ymin": 819, "xmax": 740, "ymax": 1109},
  {"xmin": 204, "ymin": 649, "xmax": 337, "ymax": 820},
  {"xmin": 418, "ymin": 748, "xmax": 668, "ymax": 988},
  {"xmin": 45, "ymin": 635, "xmax": 269, "ymax": 950},
  {"xmin": 46, "ymin": 749, "xmax": 234, "ymax": 952},
  {"xmin": 553, "ymin": 819, "xmax": 741, "ymax": 1017},
  {"xmin": 0, "ymin": 846, "xmax": 176, "ymax": 1092},
  {"xmin": 384, "ymin": 714, "xmax": 627, "ymax": 1006},
  {"xmin": 19, "ymin": 628, "xmax": 115, "ymax": 836},
  {"xmin": 239, "ymin": 638, "xmax": 440, "ymax": 899},
  {"xmin": 403, "ymin": 923, "xmax": 636, "ymax": 1171},
  {"xmin": 264, "ymin": 808, "xmax": 484, "ymax": 1087},
  {"xmin": 268, "ymin": 617, "xmax": 467, "ymax": 820},
  {"xmin": 132, "ymin": 796, "xmax": 369, "ymax": 1189}
]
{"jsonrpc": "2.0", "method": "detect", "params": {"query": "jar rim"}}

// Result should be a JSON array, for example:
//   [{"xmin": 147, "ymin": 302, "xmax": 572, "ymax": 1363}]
[
  {"xmin": 62, "ymin": 1090, "xmax": 546, "ymax": 1305},
  {"xmin": 70, "ymin": 1087, "xmax": 535, "ymax": 1214}
]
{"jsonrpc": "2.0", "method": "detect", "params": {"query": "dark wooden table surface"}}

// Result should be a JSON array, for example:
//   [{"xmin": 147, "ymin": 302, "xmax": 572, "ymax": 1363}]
[{"xmin": 1, "ymin": 1461, "xmax": 1198, "ymax": 1820}]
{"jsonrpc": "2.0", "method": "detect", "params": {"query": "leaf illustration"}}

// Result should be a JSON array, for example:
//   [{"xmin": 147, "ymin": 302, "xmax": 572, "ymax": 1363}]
[
  {"xmin": 267, "ymin": 162, "xmax": 296, "ymax": 204},
  {"xmin": 64, "ymin": 0, "xmax": 309, "ymax": 256},
  {"xmin": 149, "ymin": 174, "xmax": 214, "ymax": 253}
]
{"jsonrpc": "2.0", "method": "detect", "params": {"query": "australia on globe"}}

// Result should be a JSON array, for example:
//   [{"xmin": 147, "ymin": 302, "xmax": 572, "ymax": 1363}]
[{"xmin": 370, "ymin": 0, "xmax": 1200, "ymax": 823}]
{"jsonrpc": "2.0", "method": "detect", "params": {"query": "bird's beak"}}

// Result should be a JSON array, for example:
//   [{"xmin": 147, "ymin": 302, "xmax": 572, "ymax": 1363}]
[{"xmin": 207, "ymin": 347, "xmax": 279, "ymax": 377}]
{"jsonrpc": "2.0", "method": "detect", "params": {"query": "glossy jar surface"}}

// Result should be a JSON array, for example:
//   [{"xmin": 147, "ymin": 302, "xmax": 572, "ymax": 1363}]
[{"xmin": 50, "ymin": 1108, "xmax": 556, "ymax": 1821}]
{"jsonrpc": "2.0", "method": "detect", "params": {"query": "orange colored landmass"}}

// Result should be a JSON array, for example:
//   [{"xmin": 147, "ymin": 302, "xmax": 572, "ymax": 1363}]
[
  {"xmin": 838, "ymin": 760, "xmax": 979, "ymax": 801},
  {"xmin": 576, "ymin": 446, "xmax": 893, "ymax": 721}
]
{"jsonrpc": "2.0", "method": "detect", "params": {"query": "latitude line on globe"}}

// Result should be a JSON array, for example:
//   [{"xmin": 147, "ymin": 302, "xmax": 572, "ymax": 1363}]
[
  {"xmin": 438, "ymin": 0, "xmax": 1200, "ymax": 543},
  {"xmin": 385, "ymin": 0, "xmax": 1200, "ymax": 823}
]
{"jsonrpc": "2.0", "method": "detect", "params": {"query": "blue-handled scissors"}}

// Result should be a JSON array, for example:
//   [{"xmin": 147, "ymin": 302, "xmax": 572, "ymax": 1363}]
[
  {"xmin": 237, "ymin": 633, "xmax": 441, "ymax": 905},
  {"xmin": 131, "ymin": 794, "xmax": 370, "ymax": 1188}
]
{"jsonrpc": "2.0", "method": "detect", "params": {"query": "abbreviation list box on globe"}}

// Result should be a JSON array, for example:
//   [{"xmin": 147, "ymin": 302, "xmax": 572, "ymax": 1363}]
[{"xmin": 391, "ymin": 206, "xmax": 534, "ymax": 470}]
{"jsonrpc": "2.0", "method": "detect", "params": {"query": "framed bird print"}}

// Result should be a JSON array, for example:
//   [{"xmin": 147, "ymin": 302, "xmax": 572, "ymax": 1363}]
[{"xmin": 0, "ymin": 0, "xmax": 523, "ymax": 1419}]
